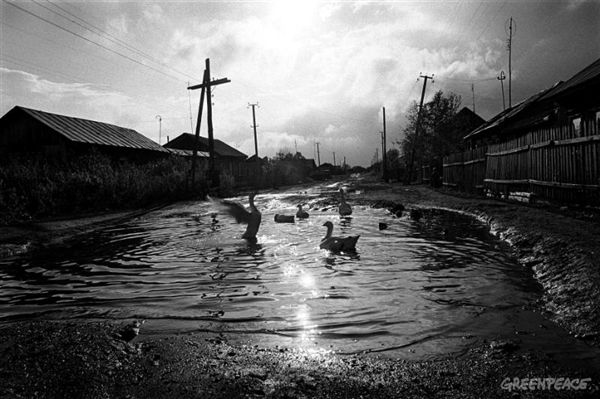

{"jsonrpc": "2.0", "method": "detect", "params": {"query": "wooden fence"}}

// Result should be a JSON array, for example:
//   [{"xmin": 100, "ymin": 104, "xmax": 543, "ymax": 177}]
[
  {"xmin": 442, "ymin": 146, "xmax": 487, "ymax": 193},
  {"xmin": 443, "ymin": 119, "xmax": 600, "ymax": 205}
]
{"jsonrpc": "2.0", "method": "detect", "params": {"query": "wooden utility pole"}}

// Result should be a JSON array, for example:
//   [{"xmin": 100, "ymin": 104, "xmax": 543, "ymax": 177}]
[
  {"xmin": 333, "ymin": 152, "xmax": 336, "ymax": 166},
  {"xmin": 205, "ymin": 59, "xmax": 216, "ymax": 183},
  {"xmin": 316, "ymin": 142, "xmax": 321, "ymax": 166},
  {"xmin": 248, "ymin": 102, "xmax": 260, "ymax": 185},
  {"xmin": 155, "ymin": 115, "xmax": 162, "ymax": 145},
  {"xmin": 380, "ymin": 131, "xmax": 384, "ymax": 172},
  {"xmin": 187, "ymin": 81, "xmax": 194, "ymax": 133},
  {"xmin": 471, "ymin": 83, "xmax": 475, "ymax": 114},
  {"xmin": 187, "ymin": 58, "xmax": 230, "ymax": 187},
  {"xmin": 190, "ymin": 69, "xmax": 208, "ymax": 187},
  {"xmin": 382, "ymin": 107, "xmax": 387, "ymax": 182},
  {"xmin": 498, "ymin": 71, "xmax": 506, "ymax": 110},
  {"xmin": 506, "ymin": 17, "xmax": 514, "ymax": 108},
  {"xmin": 407, "ymin": 73, "xmax": 433, "ymax": 184}
]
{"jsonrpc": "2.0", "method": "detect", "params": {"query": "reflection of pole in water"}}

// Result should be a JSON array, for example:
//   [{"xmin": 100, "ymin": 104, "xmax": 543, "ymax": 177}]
[{"xmin": 210, "ymin": 212, "xmax": 219, "ymax": 231}]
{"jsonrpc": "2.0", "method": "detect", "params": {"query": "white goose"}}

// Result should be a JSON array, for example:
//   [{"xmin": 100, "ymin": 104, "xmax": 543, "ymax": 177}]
[
  {"xmin": 338, "ymin": 188, "xmax": 352, "ymax": 216},
  {"xmin": 320, "ymin": 221, "xmax": 360, "ymax": 252},
  {"xmin": 217, "ymin": 192, "xmax": 262, "ymax": 239}
]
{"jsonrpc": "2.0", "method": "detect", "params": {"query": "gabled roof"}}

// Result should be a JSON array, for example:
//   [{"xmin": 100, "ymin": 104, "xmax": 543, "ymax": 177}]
[
  {"xmin": 464, "ymin": 57, "xmax": 600, "ymax": 141},
  {"xmin": 246, "ymin": 154, "xmax": 268, "ymax": 163},
  {"xmin": 2, "ymin": 106, "xmax": 167, "ymax": 152},
  {"xmin": 164, "ymin": 133, "xmax": 247, "ymax": 158},
  {"xmin": 538, "ymin": 57, "xmax": 600, "ymax": 101},
  {"xmin": 453, "ymin": 107, "xmax": 485, "ymax": 127},
  {"xmin": 463, "ymin": 88, "xmax": 551, "ymax": 140}
]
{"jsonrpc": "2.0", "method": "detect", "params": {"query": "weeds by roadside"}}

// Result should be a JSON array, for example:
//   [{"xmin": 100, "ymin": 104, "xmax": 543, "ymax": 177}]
[{"xmin": 0, "ymin": 151, "xmax": 207, "ymax": 225}]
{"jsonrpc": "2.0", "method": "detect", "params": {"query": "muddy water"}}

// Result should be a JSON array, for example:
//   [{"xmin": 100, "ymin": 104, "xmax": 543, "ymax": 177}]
[{"xmin": 0, "ymin": 187, "xmax": 597, "ymax": 361}]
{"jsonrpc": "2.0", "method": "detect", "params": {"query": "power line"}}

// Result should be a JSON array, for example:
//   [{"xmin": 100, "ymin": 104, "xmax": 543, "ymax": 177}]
[
  {"xmin": 473, "ymin": 0, "xmax": 509, "ymax": 43},
  {"xmin": 435, "ymin": 76, "xmax": 496, "ymax": 83},
  {"xmin": 0, "ymin": 19, "xmax": 131, "ymax": 77},
  {"xmin": 39, "ymin": 0, "xmax": 201, "ymax": 82},
  {"xmin": 1, "ymin": 54, "xmax": 90, "ymax": 83},
  {"xmin": 3, "ymin": 0, "xmax": 187, "ymax": 83}
]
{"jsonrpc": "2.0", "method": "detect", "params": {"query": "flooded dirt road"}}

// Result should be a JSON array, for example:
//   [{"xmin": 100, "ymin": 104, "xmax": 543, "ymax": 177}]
[{"xmin": 1, "ymin": 182, "xmax": 598, "ymax": 367}]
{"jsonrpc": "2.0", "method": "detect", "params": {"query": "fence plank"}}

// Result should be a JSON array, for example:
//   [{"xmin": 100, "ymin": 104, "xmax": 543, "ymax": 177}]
[{"xmin": 444, "ymin": 121, "xmax": 599, "ymax": 205}]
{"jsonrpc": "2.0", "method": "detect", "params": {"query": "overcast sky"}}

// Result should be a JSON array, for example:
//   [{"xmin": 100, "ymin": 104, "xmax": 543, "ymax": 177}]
[{"xmin": 1, "ymin": 0, "xmax": 598, "ymax": 166}]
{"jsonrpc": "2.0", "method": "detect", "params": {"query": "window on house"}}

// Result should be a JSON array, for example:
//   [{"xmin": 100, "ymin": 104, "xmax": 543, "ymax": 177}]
[{"xmin": 571, "ymin": 116, "xmax": 581, "ymax": 136}]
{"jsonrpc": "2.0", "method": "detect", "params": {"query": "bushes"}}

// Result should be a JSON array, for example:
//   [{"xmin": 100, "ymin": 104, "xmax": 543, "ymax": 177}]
[
  {"xmin": 0, "ymin": 152, "xmax": 206, "ymax": 225},
  {"xmin": 217, "ymin": 171, "xmax": 236, "ymax": 197}
]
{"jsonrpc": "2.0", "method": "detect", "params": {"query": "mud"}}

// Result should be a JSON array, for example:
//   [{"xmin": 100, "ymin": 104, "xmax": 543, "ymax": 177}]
[{"xmin": 1, "ymin": 320, "xmax": 598, "ymax": 398}]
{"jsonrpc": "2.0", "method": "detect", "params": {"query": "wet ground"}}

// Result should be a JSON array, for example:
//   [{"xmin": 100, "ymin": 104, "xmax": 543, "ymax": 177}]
[
  {"xmin": 0, "ymin": 183, "xmax": 591, "ymax": 361},
  {"xmin": 1, "ymin": 175, "xmax": 599, "ymax": 397}
]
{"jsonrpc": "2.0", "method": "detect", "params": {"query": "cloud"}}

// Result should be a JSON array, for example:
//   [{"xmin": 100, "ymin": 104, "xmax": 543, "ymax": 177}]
[
  {"xmin": 106, "ymin": 14, "xmax": 129, "ymax": 35},
  {"xmin": 0, "ymin": 67, "xmax": 161, "ymax": 138},
  {"xmin": 142, "ymin": 4, "xmax": 163, "ymax": 24},
  {"xmin": 3, "ymin": 1, "xmax": 596, "ymax": 166},
  {"xmin": 566, "ymin": 0, "xmax": 589, "ymax": 10}
]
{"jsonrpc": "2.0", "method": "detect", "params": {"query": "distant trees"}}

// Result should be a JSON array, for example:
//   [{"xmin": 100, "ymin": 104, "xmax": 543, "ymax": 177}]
[
  {"xmin": 369, "ymin": 148, "xmax": 406, "ymax": 182},
  {"xmin": 398, "ymin": 90, "xmax": 463, "ymax": 179},
  {"xmin": 274, "ymin": 150, "xmax": 306, "ymax": 161},
  {"xmin": 260, "ymin": 150, "xmax": 312, "ymax": 187}
]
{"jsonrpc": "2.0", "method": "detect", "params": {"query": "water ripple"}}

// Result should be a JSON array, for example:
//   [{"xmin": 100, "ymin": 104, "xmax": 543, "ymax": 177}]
[{"xmin": 0, "ymin": 193, "xmax": 541, "ymax": 354}]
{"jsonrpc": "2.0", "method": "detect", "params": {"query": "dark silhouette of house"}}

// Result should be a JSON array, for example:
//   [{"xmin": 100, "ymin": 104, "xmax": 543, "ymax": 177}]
[
  {"xmin": 453, "ymin": 57, "xmax": 600, "ymax": 204},
  {"xmin": 163, "ymin": 133, "xmax": 247, "ymax": 180},
  {"xmin": 452, "ymin": 107, "xmax": 485, "ymax": 141},
  {"xmin": 465, "ymin": 57, "xmax": 600, "ymax": 146},
  {"xmin": 245, "ymin": 154, "xmax": 268, "ymax": 165},
  {"xmin": 0, "ymin": 106, "xmax": 168, "ymax": 161}
]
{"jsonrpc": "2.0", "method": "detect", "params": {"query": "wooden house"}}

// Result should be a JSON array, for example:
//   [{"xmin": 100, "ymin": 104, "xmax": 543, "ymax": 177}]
[
  {"xmin": 163, "ymin": 133, "xmax": 247, "ymax": 180},
  {"xmin": 448, "ymin": 57, "xmax": 600, "ymax": 204},
  {"xmin": 0, "ymin": 106, "xmax": 168, "ymax": 162}
]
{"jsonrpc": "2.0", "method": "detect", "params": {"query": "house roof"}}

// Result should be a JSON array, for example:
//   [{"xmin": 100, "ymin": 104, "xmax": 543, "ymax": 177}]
[
  {"xmin": 3, "ymin": 106, "xmax": 167, "ymax": 152},
  {"xmin": 464, "ymin": 57, "xmax": 600, "ymax": 141},
  {"xmin": 463, "ymin": 88, "xmax": 551, "ymax": 140},
  {"xmin": 164, "ymin": 133, "xmax": 247, "ymax": 159},
  {"xmin": 538, "ymin": 57, "xmax": 600, "ymax": 101},
  {"xmin": 166, "ymin": 148, "xmax": 209, "ymax": 157},
  {"xmin": 453, "ymin": 107, "xmax": 486, "ymax": 127},
  {"xmin": 245, "ymin": 154, "xmax": 268, "ymax": 163}
]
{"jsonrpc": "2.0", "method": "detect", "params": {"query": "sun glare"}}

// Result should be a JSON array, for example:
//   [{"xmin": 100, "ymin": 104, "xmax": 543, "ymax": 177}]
[{"xmin": 268, "ymin": 0, "xmax": 319, "ymax": 32}]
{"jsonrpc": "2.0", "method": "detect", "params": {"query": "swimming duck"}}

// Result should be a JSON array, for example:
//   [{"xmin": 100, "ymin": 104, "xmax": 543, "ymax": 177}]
[
  {"xmin": 296, "ymin": 204, "xmax": 309, "ymax": 219},
  {"xmin": 320, "ymin": 221, "xmax": 360, "ymax": 252},
  {"xmin": 338, "ymin": 188, "xmax": 352, "ymax": 216},
  {"xmin": 274, "ymin": 214, "xmax": 295, "ymax": 223},
  {"xmin": 217, "ymin": 192, "xmax": 262, "ymax": 239}
]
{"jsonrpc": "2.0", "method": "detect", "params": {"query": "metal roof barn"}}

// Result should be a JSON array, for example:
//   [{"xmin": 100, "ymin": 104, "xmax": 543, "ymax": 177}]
[{"xmin": 0, "ymin": 106, "xmax": 168, "ymax": 157}]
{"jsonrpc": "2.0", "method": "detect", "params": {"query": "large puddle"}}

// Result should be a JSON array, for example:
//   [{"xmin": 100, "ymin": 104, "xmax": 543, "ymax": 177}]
[{"xmin": 1, "ymin": 185, "xmax": 597, "ymax": 362}]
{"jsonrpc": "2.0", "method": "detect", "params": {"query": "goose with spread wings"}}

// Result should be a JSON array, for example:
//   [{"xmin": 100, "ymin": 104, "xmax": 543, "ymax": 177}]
[
  {"xmin": 320, "ymin": 221, "xmax": 359, "ymax": 252},
  {"xmin": 215, "ymin": 192, "xmax": 262, "ymax": 239}
]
